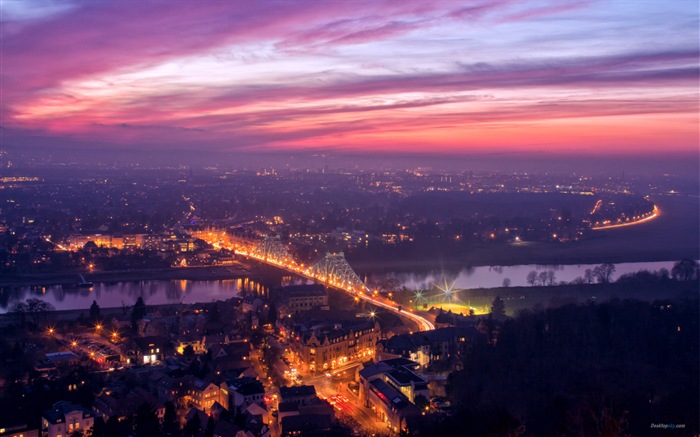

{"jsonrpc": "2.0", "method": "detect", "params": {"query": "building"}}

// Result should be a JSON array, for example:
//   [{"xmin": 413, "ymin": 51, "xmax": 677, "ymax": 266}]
[
  {"xmin": 226, "ymin": 377, "xmax": 265, "ymax": 408},
  {"xmin": 175, "ymin": 333, "xmax": 206, "ymax": 355},
  {"xmin": 179, "ymin": 377, "xmax": 228, "ymax": 413},
  {"xmin": 272, "ymin": 284, "xmax": 329, "ymax": 313},
  {"xmin": 44, "ymin": 351, "xmax": 80, "ymax": 368},
  {"xmin": 358, "ymin": 359, "xmax": 428, "ymax": 434},
  {"xmin": 277, "ymin": 385, "xmax": 334, "ymax": 437},
  {"xmin": 278, "ymin": 385, "xmax": 317, "ymax": 405},
  {"xmin": 41, "ymin": 401, "xmax": 94, "ymax": 437},
  {"xmin": 377, "ymin": 326, "xmax": 482, "ymax": 367},
  {"xmin": 0, "ymin": 423, "xmax": 39, "ymax": 437},
  {"xmin": 93, "ymin": 387, "xmax": 163, "ymax": 422},
  {"xmin": 128, "ymin": 336, "xmax": 166, "ymax": 365},
  {"xmin": 288, "ymin": 320, "xmax": 379, "ymax": 373}
]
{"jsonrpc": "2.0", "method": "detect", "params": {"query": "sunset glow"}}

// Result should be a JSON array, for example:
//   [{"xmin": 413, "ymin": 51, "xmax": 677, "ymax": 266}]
[{"xmin": 1, "ymin": 0, "xmax": 698, "ymax": 157}]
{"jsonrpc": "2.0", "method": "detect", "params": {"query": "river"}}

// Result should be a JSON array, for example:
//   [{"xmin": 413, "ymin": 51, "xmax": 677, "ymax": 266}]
[
  {"xmin": 0, "ymin": 260, "xmax": 683, "ymax": 313},
  {"xmin": 365, "ymin": 260, "xmax": 681, "ymax": 291},
  {"xmin": 0, "ymin": 277, "xmax": 269, "ymax": 314}
]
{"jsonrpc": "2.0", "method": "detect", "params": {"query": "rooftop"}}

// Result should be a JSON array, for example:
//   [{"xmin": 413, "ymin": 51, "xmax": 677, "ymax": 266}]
[
  {"xmin": 43, "ymin": 401, "xmax": 93, "ymax": 424},
  {"xmin": 279, "ymin": 384, "xmax": 316, "ymax": 399}
]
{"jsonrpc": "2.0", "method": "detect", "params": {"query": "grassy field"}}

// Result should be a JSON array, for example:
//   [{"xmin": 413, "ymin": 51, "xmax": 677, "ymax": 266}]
[{"xmin": 429, "ymin": 280, "xmax": 699, "ymax": 317}]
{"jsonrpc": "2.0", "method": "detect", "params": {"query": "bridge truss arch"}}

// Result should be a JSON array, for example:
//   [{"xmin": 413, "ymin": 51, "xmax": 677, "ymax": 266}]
[
  {"xmin": 250, "ymin": 235, "xmax": 296, "ymax": 267},
  {"xmin": 308, "ymin": 252, "xmax": 368, "ymax": 293}
]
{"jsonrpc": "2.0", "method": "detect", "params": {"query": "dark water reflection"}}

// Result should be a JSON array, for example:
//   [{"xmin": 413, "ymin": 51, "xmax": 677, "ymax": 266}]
[{"xmin": 0, "ymin": 277, "xmax": 269, "ymax": 313}]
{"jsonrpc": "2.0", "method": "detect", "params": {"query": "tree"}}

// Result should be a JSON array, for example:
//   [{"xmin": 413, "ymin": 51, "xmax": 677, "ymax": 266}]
[
  {"xmin": 25, "ymin": 298, "xmax": 55, "ymax": 325},
  {"xmin": 593, "ymin": 263, "xmax": 616, "ymax": 283},
  {"xmin": 183, "ymin": 344, "xmax": 195, "ymax": 358},
  {"xmin": 9, "ymin": 302, "xmax": 28, "ymax": 325},
  {"xmin": 546, "ymin": 270, "xmax": 556, "ymax": 286},
  {"xmin": 131, "ymin": 296, "xmax": 147, "ymax": 330},
  {"xmin": 491, "ymin": 295, "xmax": 506, "ymax": 320},
  {"xmin": 671, "ymin": 259, "xmax": 699, "ymax": 281},
  {"xmin": 207, "ymin": 302, "xmax": 220, "ymax": 323},
  {"xmin": 183, "ymin": 413, "xmax": 202, "ymax": 437},
  {"xmin": 134, "ymin": 402, "xmax": 160, "ymax": 437},
  {"xmin": 526, "ymin": 271, "xmax": 538, "ymax": 286},
  {"xmin": 538, "ymin": 271, "xmax": 548, "ymax": 286},
  {"xmin": 267, "ymin": 302, "xmax": 278, "ymax": 325},
  {"xmin": 414, "ymin": 394, "xmax": 430, "ymax": 411},
  {"xmin": 90, "ymin": 300, "xmax": 101, "ymax": 321},
  {"xmin": 161, "ymin": 402, "xmax": 180, "ymax": 436},
  {"xmin": 584, "ymin": 268, "xmax": 595, "ymax": 284},
  {"xmin": 502, "ymin": 278, "xmax": 511, "ymax": 288},
  {"xmin": 204, "ymin": 416, "xmax": 215, "ymax": 437}
]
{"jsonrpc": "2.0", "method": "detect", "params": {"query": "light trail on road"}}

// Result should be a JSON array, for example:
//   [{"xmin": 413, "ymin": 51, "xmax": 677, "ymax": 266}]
[
  {"xmin": 233, "ymin": 247, "xmax": 435, "ymax": 331},
  {"xmin": 592, "ymin": 205, "xmax": 659, "ymax": 230}
]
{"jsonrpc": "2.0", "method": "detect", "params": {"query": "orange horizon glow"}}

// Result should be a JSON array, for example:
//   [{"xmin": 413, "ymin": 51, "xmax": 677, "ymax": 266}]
[{"xmin": 1, "ymin": 1, "xmax": 697, "ymax": 156}]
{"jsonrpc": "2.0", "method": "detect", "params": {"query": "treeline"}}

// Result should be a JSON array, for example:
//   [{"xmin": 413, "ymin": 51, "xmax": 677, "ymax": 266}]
[
  {"xmin": 526, "ymin": 259, "xmax": 699, "ymax": 287},
  {"xmin": 411, "ymin": 297, "xmax": 699, "ymax": 436}
]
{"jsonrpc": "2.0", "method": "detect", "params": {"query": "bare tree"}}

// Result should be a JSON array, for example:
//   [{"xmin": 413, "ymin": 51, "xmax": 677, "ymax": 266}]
[
  {"xmin": 671, "ymin": 259, "xmax": 699, "ymax": 281},
  {"xmin": 593, "ymin": 263, "xmax": 615, "ymax": 283},
  {"xmin": 584, "ymin": 269, "xmax": 595, "ymax": 284},
  {"xmin": 527, "ymin": 271, "xmax": 537, "ymax": 286},
  {"xmin": 25, "ymin": 298, "xmax": 56, "ymax": 325},
  {"xmin": 546, "ymin": 270, "xmax": 556, "ymax": 286},
  {"xmin": 538, "ymin": 271, "xmax": 549, "ymax": 286},
  {"xmin": 502, "ymin": 278, "xmax": 511, "ymax": 288}
]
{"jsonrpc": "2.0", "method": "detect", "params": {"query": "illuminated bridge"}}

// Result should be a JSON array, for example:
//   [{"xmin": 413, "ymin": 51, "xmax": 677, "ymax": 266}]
[{"xmin": 227, "ymin": 235, "xmax": 434, "ymax": 331}]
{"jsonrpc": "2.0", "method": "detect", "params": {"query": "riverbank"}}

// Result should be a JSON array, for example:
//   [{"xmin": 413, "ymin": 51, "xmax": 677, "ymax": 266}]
[
  {"xmin": 0, "ymin": 302, "xmax": 185, "ymax": 327},
  {"xmin": 0, "ymin": 263, "xmax": 257, "ymax": 288},
  {"xmin": 400, "ymin": 280, "xmax": 699, "ymax": 317}
]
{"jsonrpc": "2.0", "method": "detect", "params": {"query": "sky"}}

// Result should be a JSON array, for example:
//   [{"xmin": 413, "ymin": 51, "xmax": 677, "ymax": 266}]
[{"xmin": 1, "ymin": 0, "xmax": 698, "ymax": 165}]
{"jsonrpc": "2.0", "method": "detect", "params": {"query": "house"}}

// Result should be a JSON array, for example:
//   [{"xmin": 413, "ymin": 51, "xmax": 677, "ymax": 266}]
[
  {"xmin": 41, "ymin": 401, "xmax": 94, "ymax": 437},
  {"xmin": 358, "ymin": 359, "xmax": 427, "ymax": 434},
  {"xmin": 227, "ymin": 378, "xmax": 265, "ymax": 408},
  {"xmin": 213, "ymin": 421, "xmax": 246, "ymax": 437},
  {"xmin": 245, "ymin": 402, "xmax": 269, "ymax": 425},
  {"xmin": 208, "ymin": 340, "xmax": 251, "ymax": 361},
  {"xmin": 128, "ymin": 336, "xmax": 167, "ymax": 365},
  {"xmin": 176, "ymin": 333, "xmax": 206, "ymax": 355},
  {"xmin": 377, "ymin": 326, "xmax": 481, "ymax": 367},
  {"xmin": 204, "ymin": 334, "xmax": 231, "ymax": 350},
  {"xmin": 0, "ymin": 423, "xmax": 39, "ymax": 437},
  {"xmin": 278, "ymin": 385, "xmax": 316, "ymax": 405},
  {"xmin": 181, "ymin": 377, "xmax": 227, "ymax": 413},
  {"xmin": 280, "ymin": 413, "xmax": 332, "ymax": 437},
  {"xmin": 44, "ymin": 351, "xmax": 80, "ymax": 368},
  {"xmin": 366, "ymin": 379, "xmax": 420, "ymax": 434},
  {"xmin": 93, "ymin": 387, "xmax": 164, "ymax": 422},
  {"xmin": 277, "ymin": 397, "xmax": 334, "ymax": 425}
]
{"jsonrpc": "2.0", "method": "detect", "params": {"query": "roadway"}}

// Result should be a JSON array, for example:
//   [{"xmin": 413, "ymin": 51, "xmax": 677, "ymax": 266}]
[
  {"xmin": 591, "ymin": 205, "xmax": 660, "ymax": 230},
  {"xmin": 304, "ymin": 365, "xmax": 386, "ymax": 435}
]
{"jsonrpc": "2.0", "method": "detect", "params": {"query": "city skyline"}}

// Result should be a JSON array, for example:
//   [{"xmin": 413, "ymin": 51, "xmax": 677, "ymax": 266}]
[{"xmin": 1, "ymin": 0, "xmax": 698, "ymax": 162}]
